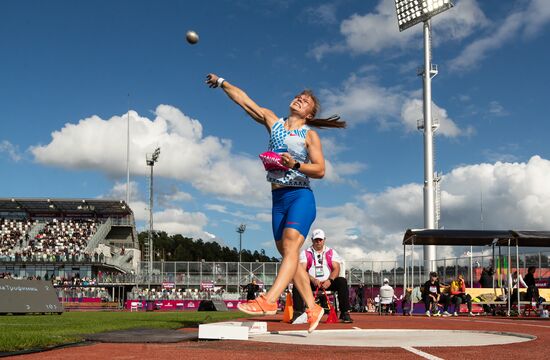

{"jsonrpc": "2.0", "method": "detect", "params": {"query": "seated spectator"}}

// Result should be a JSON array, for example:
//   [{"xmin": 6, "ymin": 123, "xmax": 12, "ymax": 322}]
[
  {"xmin": 508, "ymin": 271, "xmax": 528, "ymax": 304},
  {"xmin": 523, "ymin": 266, "xmax": 540, "ymax": 302},
  {"xmin": 366, "ymin": 298, "xmax": 376, "ymax": 312},
  {"xmin": 437, "ymin": 283, "xmax": 452, "ymax": 316},
  {"xmin": 379, "ymin": 278, "xmax": 397, "ymax": 314},
  {"xmin": 422, "ymin": 272, "xmax": 440, "ymax": 316},
  {"xmin": 291, "ymin": 229, "xmax": 353, "ymax": 323},
  {"xmin": 450, "ymin": 274, "xmax": 474, "ymax": 316}
]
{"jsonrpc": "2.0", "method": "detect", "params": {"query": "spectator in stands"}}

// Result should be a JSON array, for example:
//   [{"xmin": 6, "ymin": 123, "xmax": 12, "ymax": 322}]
[
  {"xmin": 450, "ymin": 274, "xmax": 475, "ymax": 316},
  {"xmin": 422, "ymin": 272, "xmax": 440, "ymax": 316},
  {"xmin": 245, "ymin": 279, "xmax": 260, "ymax": 301},
  {"xmin": 291, "ymin": 229, "xmax": 353, "ymax": 323},
  {"xmin": 523, "ymin": 266, "xmax": 540, "ymax": 302}
]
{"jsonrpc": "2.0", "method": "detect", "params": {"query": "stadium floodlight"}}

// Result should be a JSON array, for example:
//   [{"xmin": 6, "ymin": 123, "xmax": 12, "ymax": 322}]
[
  {"xmin": 395, "ymin": 0, "xmax": 454, "ymax": 32},
  {"xmin": 237, "ymin": 224, "xmax": 246, "ymax": 263},
  {"xmin": 394, "ymin": 0, "xmax": 453, "ymax": 274},
  {"xmin": 146, "ymin": 147, "xmax": 160, "ymax": 287}
]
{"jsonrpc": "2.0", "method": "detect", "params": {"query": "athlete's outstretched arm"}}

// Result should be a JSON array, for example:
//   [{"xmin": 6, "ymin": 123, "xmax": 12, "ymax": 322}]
[{"xmin": 206, "ymin": 73, "xmax": 278, "ymax": 129}]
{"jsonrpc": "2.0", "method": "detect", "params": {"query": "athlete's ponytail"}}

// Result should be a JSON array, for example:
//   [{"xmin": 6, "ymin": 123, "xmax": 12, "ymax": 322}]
[
  {"xmin": 307, "ymin": 114, "xmax": 346, "ymax": 129},
  {"xmin": 299, "ymin": 89, "xmax": 347, "ymax": 129}
]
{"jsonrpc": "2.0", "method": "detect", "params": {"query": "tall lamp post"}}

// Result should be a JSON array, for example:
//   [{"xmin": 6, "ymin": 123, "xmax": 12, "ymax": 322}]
[
  {"xmin": 146, "ymin": 147, "xmax": 160, "ymax": 288},
  {"xmin": 237, "ymin": 224, "xmax": 246, "ymax": 263},
  {"xmin": 394, "ymin": 0, "xmax": 454, "ymax": 274}
]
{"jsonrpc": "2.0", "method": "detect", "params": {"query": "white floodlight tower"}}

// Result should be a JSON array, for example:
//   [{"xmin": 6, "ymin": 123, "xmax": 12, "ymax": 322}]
[
  {"xmin": 237, "ymin": 224, "xmax": 246, "ymax": 263},
  {"xmin": 146, "ymin": 147, "xmax": 160, "ymax": 286},
  {"xmin": 395, "ymin": 0, "xmax": 453, "ymax": 274}
]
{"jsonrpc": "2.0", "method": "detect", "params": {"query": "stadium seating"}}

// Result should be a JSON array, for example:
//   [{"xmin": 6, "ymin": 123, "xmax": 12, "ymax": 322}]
[{"xmin": 0, "ymin": 218, "xmax": 97, "ymax": 262}]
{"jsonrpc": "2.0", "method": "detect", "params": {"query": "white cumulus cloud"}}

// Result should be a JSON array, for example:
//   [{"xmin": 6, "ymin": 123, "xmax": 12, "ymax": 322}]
[
  {"xmin": 311, "ymin": 0, "xmax": 487, "ymax": 60},
  {"xmin": 321, "ymin": 74, "xmax": 469, "ymax": 137},
  {"xmin": 30, "ymin": 105, "xmax": 269, "ymax": 207},
  {"xmin": 449, "ymin": 0, "xmax": 550, "ymax": 72}
]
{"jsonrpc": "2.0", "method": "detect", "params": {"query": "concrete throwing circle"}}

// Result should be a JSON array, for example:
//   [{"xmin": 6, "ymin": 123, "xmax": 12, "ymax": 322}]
[{"xmin": 249, "ymin": 329, "xmax": 535, "ymax": 347}]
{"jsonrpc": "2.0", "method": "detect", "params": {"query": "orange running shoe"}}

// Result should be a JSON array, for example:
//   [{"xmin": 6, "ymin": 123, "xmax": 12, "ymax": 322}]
[
  {"xmin": 237, "ymin": 294, "xmax": 278, "ymax": 315},
  {"xmin": 306, "ymin": 304, "xmax": 324, "ymax": 333}
]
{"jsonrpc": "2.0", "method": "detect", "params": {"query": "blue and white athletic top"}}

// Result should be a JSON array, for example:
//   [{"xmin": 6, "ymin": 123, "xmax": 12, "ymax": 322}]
[{"xmin": 267, "ymin": 118, "xmax": 311, "ymax": 188}]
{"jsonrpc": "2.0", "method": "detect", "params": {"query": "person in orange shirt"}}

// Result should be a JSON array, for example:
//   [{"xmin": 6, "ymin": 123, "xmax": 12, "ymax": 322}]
[{"xmin": 450, "ymin": 274, "xmax": 474, "ymax": 316}]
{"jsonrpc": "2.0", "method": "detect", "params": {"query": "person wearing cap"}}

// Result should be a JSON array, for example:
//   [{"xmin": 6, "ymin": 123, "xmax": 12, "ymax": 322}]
[
  {"xmin": 291, "ymin": 228, "xmax": 353, "ymax": 323},
  {"xmin": 422, "ymin": 272, "xmax": 441, "ymax": 316},
  {"xmin": 379, "ymin": 278, "xmax": 397, "ymax": 314}
]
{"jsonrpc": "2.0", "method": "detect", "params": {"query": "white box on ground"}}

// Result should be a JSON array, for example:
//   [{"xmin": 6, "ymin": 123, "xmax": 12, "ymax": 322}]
[{"xmin": 198, "ymin": 321, "xmax": 267, "ymax": 340}]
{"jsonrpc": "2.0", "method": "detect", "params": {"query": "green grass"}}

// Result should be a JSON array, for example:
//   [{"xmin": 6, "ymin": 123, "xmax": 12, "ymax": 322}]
[{"xmin": 0, "ymin": 311, "xmax": 246, "ymax": 353}]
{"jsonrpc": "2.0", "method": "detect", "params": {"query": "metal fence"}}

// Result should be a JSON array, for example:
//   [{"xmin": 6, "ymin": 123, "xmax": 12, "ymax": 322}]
[{"xmin": 97, "ymin": 251, "xmax": 550, "ymax": 290}]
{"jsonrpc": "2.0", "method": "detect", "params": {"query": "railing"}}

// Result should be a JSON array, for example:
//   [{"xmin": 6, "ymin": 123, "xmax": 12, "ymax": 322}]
[
  {"xmin": 85, "ymin": 217, "xmax": 112, "ymax": 254},
  {"xmin": 0, "ymin": 253, "xmax": 96, "ymax": 263},
  {"xmin": 96, "ymin": 251, "xmax": 550, "ymax": 290}
]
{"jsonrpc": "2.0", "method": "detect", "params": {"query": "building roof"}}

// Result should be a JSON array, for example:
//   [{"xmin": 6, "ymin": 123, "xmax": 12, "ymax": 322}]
[
  {"xmin": 0, "ymin": 198, "xmax": 133, "ymax": 217},
  {"xmin": 403, "ymin": 229, "xmax": 550, "ymax": 247}
]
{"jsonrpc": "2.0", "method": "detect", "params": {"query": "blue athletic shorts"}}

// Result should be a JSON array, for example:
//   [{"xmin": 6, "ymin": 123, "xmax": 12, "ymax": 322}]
[{"xmin": 271, "ymin": 187, "xmax": 316, "ymax": 241}]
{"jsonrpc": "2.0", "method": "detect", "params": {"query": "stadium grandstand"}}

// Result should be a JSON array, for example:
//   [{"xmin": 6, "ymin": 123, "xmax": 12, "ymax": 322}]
[{"xmin": 0, "ymin": 198, "xmax": 139, "ymax": 280}]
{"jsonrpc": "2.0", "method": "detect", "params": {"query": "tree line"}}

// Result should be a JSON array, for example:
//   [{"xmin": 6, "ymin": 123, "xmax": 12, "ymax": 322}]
[{"xmin": 137, "ymin": 231, "xmax": 279, "ymax": 262}]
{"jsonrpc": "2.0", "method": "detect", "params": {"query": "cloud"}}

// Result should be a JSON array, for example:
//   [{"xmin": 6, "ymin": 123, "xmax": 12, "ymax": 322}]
[
  {"xmin": 153, "ymin": 208, "xmax": 213, "ymax": 240},
  {"xmin": 205, "ymin": 204, "xmax": 229, "ymax": 214},
  {"xmin": 400, "ymin": 98, "xmax": 474, "ymax": 137},
  {"xmin": 31, "ymin": 105, "xmax": 362, "ymax": 207},
  {"xmin": 482, "ymin": 149, "xmax": 520, "ymax": 163},
  {"xmin": 321, "ymin": 74, "xmax": 469, "ymax": 137},
  {"xmin": 321, "ymin": 74, "xmax": 402, "ymax": 127},
  {"xmin": 449, "ymin": 0, "xmax": 550, "ymax": 72},
  {"xmin": 311, "ymin": 0, "xmax": 487, "ymax": 60},
  {"xmin": 30, "ymin": 105, "xmax": 269, "ymax": 207},
  {"xmin": 487, "ymin": 101, "xmax": 508, "ymax": 117},
  {"xmin": 449, "ymin": 12, "xmax": 523, "ymax": 72},
  {"xmin": 101, "ymin": 180, "xmax": 148, "ymax": 222},
  {"xmin": 158, "ymin": 189, "xmax": 193, "ymax": 205},
  {"xmin": 303, "ymin": 4, "xmax": 338, "ymax": 25},
  {"xmin": 311, "ymin": 155, "xmax": 550, "ymax": 263},
  {"xmin": 323, "ymin": 159, "xmax": 366, "ymax": 184},
  {"xmin": 523, "ymin": 0, "xmax": 550, "ymax": 37},
  {"xmin": 0, "ymin": 140, "xmax": 22, "ymax": 162},
  {"xmin": 101, "ymin": 181, "xmax": 213, "ymax": 241}
]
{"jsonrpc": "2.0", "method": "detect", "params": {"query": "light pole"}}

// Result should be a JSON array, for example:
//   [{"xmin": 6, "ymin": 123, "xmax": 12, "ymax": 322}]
[
  {"xmin": 237, "ymin": 224, "xmax": 246, "ymax": 263},
  {"xmin": 394, "ymin": 0, "xmax": 454, "ymax": 274},
  {"xmin": 126, "ymin": 94, "xmax": 131, "ymax": 205},
  {"xmin": 146, "ymin": 147, "xmax": 160, "ymax": 288}
]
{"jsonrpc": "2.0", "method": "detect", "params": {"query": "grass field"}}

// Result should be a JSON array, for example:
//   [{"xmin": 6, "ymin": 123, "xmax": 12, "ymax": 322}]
[{"xmin": 0, "ymin": 311, "xmax": 246, "ymax": 353}]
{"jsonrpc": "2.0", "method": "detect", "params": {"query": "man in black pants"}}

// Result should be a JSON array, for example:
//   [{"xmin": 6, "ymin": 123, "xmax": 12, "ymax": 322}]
[
  {"xmin": 422, "ymin": 272, "xmax": 441, "ymax": 316},
  {"xmin": 244, "ymin": 279, "xmax": 260, "ymax": 301},
  {"xmin": 524, "ymin": 266, "xmax": 540, "ymax": 302},
  {"xmin": 292, "ymin": 229, "xmax": 353, "ymax": 323}
]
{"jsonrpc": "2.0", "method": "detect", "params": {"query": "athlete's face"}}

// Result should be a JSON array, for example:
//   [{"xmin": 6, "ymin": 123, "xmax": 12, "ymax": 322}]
[{"xmin": 290, "ymin": 94, "xmax": 315, "ymax": 120}]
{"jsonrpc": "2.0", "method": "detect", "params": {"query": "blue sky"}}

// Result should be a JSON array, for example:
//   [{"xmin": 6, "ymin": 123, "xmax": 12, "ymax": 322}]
[{"xmin": 1, "ymin": 0, "xmax": 550, "ymax": 261}]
